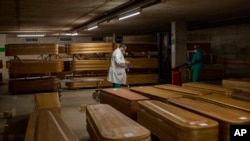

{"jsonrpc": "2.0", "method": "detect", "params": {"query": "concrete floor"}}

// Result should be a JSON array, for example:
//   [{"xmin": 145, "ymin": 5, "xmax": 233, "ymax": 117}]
[{"xmin": 0, "ymin": 81, "xmax": 99, "ymax": 141}]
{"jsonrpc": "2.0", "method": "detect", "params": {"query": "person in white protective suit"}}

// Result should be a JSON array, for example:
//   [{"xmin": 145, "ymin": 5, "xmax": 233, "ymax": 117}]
[{"xmin": 107, "ymin": 44, "xmax": 130, "ymax": 88}]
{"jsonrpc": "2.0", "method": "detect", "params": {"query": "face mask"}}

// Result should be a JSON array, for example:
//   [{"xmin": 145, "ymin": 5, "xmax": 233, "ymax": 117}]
[{"xmin": 122, "ymin": 50, "xmax": 126, "ymax": 55}]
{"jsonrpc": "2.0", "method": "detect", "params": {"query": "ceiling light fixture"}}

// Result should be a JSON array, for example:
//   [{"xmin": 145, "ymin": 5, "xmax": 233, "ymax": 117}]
[
  {"xmin": 65, "ymin": 33, "xmax": 78, "ymax": 36},
  {"xmin": 118, "ymin": 11, "xmax": 141, "ymax": 21},
  {"xmin": 87, "ymin": 25, "xmax": 98, "ymax": 31},
  {"xmin": 17, "ymin": 34, "xmax": 45, "ymax": 37}
]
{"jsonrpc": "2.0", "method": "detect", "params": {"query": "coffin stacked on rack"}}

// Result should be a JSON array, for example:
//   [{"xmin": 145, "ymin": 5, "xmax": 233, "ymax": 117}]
[
  {"xmin": 125, "ymin": 43, "xmax": 159, "ymax": 86},
  {"xmin": 65, "ymin": 43, "xmax": 113, "ymax": 88},
  {"xmin": 6, "ymin": 44, "xmax": 63, "ymax": 94}
]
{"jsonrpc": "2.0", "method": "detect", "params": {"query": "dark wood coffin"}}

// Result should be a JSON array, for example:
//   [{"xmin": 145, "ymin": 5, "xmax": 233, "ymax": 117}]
[
  {"xmin": 168, "ymin": 98, "xmax": 250, "ymax": 141},
  {"xmin": 8, "ymin": 77, "xmax": 60, "ymax": 94},
  {"xmin": 130, "ymin": 86, "xmax": 182, "ymax": 102},
  {"xmin": 100, "ymin": 88, "xmax": 149, "ymax": 120},
  {"xmin": 86, "ymin": 104, "xmax": 151, "ymax": 141},
  {"xmin": 199, "ymin": 94, "xmax": 250, "ymax": 112},
  {"xmin": 138, "ymin": 100, "xmax": 218, "ymax": 141}
]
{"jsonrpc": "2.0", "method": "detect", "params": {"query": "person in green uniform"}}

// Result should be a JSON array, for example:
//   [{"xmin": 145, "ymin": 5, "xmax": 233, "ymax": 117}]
[{"xmin": 191, "ymin": 44, "xmax": 203, "ymax": 82}]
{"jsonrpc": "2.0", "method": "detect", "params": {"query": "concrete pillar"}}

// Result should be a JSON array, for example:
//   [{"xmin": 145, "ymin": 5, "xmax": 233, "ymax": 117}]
[
  {"xmin": 0, "ymin": 34, "xmax": 9, "ymax": 81},
  {"xmin": 171, "ymin": 21, "xmax": 187, "ymax": 83}
]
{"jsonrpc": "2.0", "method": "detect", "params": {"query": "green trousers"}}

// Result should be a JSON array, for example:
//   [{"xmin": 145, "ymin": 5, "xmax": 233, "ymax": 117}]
[{"xmin": 112, "ymin": 83, "xmax": 121, "ymax": 88}]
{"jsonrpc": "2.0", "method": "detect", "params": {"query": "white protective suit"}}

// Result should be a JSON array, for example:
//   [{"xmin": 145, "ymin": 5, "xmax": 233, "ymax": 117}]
[{"xmin": 107, "ymin": 47, "xmax": 127, "ymax": 84}]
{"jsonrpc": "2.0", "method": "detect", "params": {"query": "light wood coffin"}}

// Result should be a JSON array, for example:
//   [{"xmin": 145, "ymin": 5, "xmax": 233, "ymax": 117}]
[
  {"xmin": 34, "ymin": 92, "xmax": 61, "ymax": 114},
  {"xmin": 198, "ymin": 94, "xmax": 250, "ymax": 112},
  {"xmin": 8, "ymin": 78, "xmax": 60, "ymax": 93},
  {"xmin": 100, "ymin": 88, "xmax": 149, "ymax": 120},
  {"xmin": 168, "ymin": 98, "xmax": 250, "ymax": 141},
  {"xmin": 5, "ymin": 43, "xmax": 59, "ymax": 56},
  {"xmin": 130, "ymin": 86, "xmax": 182, "ymax": 102},
  {"xmin": 155, "ymin": 84, "xmax": 211, "ymax": 99},
  {"xmin": 182, "ymin": 82, "xmax": 241, "ymax": 97},
  {"xmin": 71, "ymin": 59, "xmax": 110, "ymax": 71},
  {"xmin": 25, "ymin": 111, "xmax": 79, "ymax": 141},
  {"xmin": 67, "ymin": 43, "xmax": 113, "ymax": 54},
  {"xmin": 8, "ymin": 61, "xmax": 63, "ymax": 74},
  {"xmin": 86, "ymin": 104, "xmax": 151, "ymax": 141},
  {"xmin": 137, "ymin": 100, "xmax": 218, "ymax": 141},
  {"xmin": 222, "ymin": 78, "xmax": 250, "ymax": 92},
  {"xmin": 65, "ymin": 76, "xmax": 112, "ymax": 88}
]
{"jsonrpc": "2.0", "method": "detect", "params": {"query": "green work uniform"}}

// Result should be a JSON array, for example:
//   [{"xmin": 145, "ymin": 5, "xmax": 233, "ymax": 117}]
[{"xmin": 191, "ymin": 50, "xmax": 203, "ymax": 82}]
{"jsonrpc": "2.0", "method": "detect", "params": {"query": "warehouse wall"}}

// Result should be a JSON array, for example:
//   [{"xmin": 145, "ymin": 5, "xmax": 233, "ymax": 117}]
[{"xmin": 187, "ymin": 23, "xmax": 250, "ymax": 78}]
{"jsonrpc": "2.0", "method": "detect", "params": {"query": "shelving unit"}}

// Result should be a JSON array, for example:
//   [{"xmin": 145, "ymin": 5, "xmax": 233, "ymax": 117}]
[{"xmin": 5, "ymin": 44, "xmax": 63, "ymax": 94}]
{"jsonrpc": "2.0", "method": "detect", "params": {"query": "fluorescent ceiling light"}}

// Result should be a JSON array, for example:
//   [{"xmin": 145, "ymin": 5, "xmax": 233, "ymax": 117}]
[
  {"xmin": 17, "ymin": 34, "xmax": 45, "ymax": 37},
  {"xmin": 119, "ymin": 11, "xmax": 141, "ymax": 20},
  {"xmin": 65, "ymin": 33, "xmax": 78, "ymax": 36},
  {"xmin": 87, "ymin": 25, "xmax": 98, "ymax": 31}
]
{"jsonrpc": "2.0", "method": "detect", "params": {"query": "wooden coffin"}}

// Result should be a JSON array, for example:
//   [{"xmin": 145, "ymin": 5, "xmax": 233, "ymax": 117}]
[
  {"xmin": 67, "ymin": 43, "xmax": 113, "ymax": 54},
  {"xmin": 25, "ymin": 111, "xmax": 78, "ymax": 141},
  {"xmin": 182, "ymin": 82, "xmax": 240, "ymax": 97},
  {"xmin": 34, "ymin": 92, "xmax": 61, "ymax": 114},
  {"xmin": 127, "ymin": 73, "xmax": 158, "ymax": 85},
  {"xmin": 71, "ymin": 59, "xmax": 110, "ymax": 71},
  {"xmin": 125, "ymin": 58, "xmax": 158, "ymax": 68},
  {"xmin": 100, "ymin": 88, "xmax": 149, "ymax": 120},
  {"xmin": 199, "ymin": 94, "xmax": 250, "ymax": 112},
  {"xmin": 65, "ymin": 76, "xmax": 112, "ymax": 88},
  {"xmin": 130, "ymin": 86, "xmax": 182, "ymax": 102},
  {"xmin": 155, "ymin": 84, "xmax": 211, "ymax": 99},
  {"xmin": 138, "ymin": 100, "xmax": 218, "ymax": 141},
  {"xmin": 168, "ymin": 98, "xmax": 250, "ymax": 141},
  {"xmin": 231, "ymin": 92, "xmax": 250, "ymax": 102},
  {"xmin": 86, "ymin": 104, "xmax": 151, "ymax": 141},
  {"xmin": 5, "ymin": 43, "xmax": 59, "ymax": 56},
  {"xmin": 222, "ymin": 78, "xmax": 250, "ymax": 92},
  {"xmin": 8, "ymin": 77, "xmax": 60, "ymax": 94},
  {"xmin": 9, "ymin": 61, "xmax": 63, "ymax": 74}
]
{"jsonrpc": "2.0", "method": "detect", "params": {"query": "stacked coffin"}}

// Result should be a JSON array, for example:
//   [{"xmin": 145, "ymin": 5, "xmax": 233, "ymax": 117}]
[
  {"xmin": 65, "ymin": 43, "xmax": 113, "ymax": 88},
  {"xmin": 130, "ymin": 86, "xmax": 182, "ymax": 102},
  {"xmin": 167, "ymin": 98, "xmax": 250, "ymax": 141},
  {"xmin": 86, "ymin": 104, "xmax": 151, "ymax": 141},
  {"xmin": 6, "ymin": 43, "xmax": 63, "ymax": 93},
  {"xmin": 222, "ymin": 78, "xmax": 250, "ymax": 101},
  {"xmin": 126, "ymin": 58, "xmax": 158, "ymax": 86},
  {"xmin": 137, "ymin": 100, "xmax": 219, "ymax": 141},
  {"xmin": 100, "ymin": 88, "xmax": 149, "ymax": 120}
]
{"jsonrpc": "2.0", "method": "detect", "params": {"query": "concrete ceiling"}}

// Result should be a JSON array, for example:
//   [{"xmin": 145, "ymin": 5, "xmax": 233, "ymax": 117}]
[{"xmin": 0, "ymin": 0, "xmax": 250, "ymax": 37}]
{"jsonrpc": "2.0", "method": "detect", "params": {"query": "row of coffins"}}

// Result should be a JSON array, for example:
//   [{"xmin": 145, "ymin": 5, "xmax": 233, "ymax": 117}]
[{"xmin": 86, "ymin": 81, "xmax": 250, "ymax": 141}]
